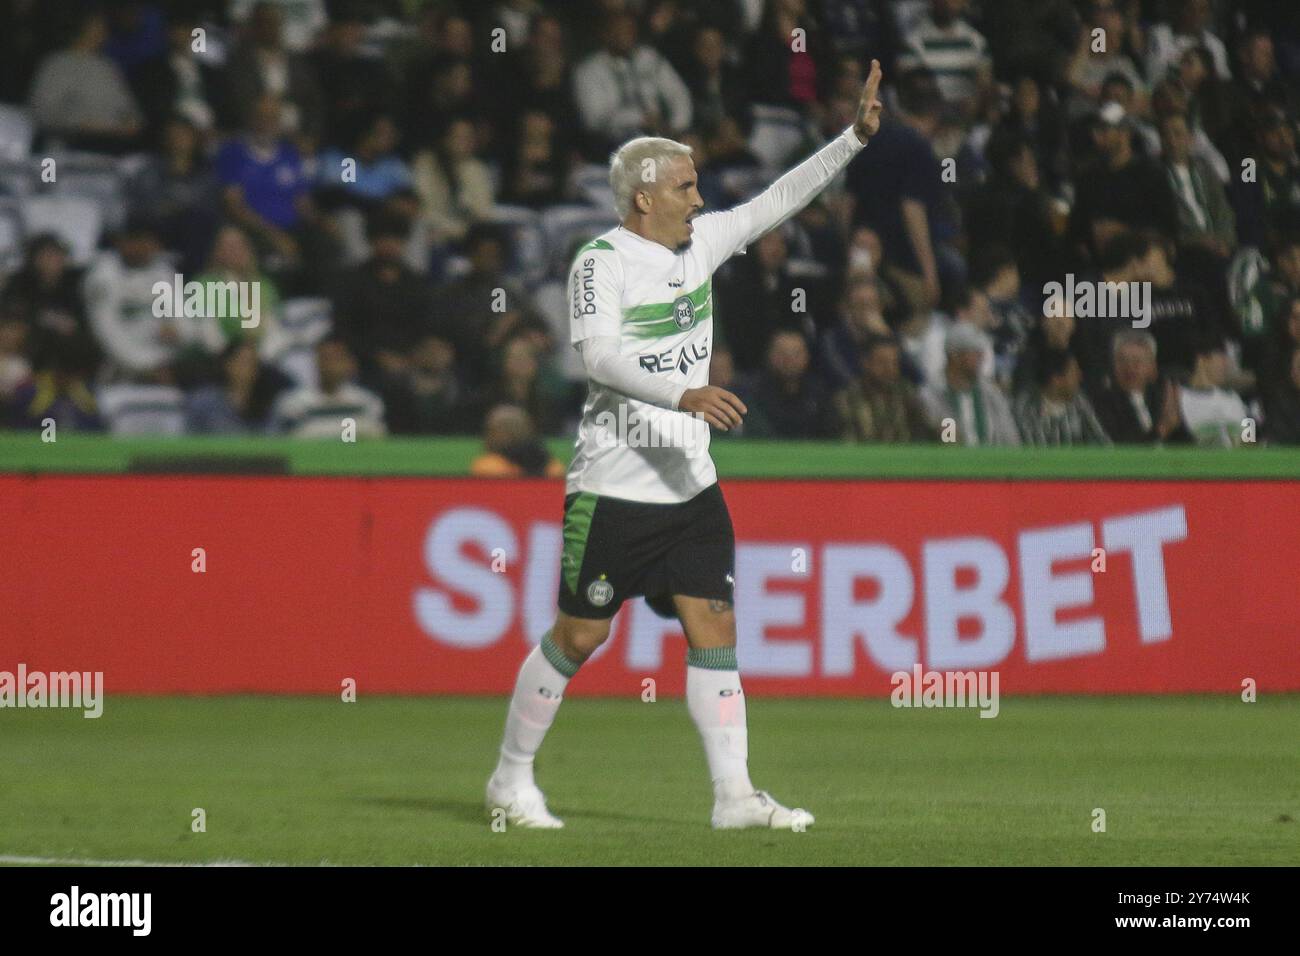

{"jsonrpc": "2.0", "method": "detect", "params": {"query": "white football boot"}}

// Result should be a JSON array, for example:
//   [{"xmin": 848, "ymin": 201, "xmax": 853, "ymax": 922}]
[
  {"xmin": 711, "ymin": 789, "xmax": 814, "ymax": 830},
  {"xmin": 485, "ymin": 775, "xmax": 565, "ymax": 829}
]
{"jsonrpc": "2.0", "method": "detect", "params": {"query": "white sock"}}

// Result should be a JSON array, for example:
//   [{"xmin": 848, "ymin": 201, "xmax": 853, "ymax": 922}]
[
  {"xmin": 686, "ymin": 649, "xmax": 754, "ymax": 802},
  {"xmin": 493, "ymin": 634, "xmax": 577, "ymax": 789}
]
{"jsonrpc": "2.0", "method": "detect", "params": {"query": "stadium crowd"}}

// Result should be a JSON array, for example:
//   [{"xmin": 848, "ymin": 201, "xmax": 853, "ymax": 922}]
[{"xmin": 2, "ymin": 0, "xmax": 1299, "ymax": 465}]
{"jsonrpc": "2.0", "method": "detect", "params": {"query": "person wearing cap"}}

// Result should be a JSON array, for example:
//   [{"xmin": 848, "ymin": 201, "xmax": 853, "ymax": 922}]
[
  {"xmin": 919, "ymin": 321, "xmax": 1020, "ymax": 446},
  {"xmin": 1068, "ymin": 100, "xmax": 1179, "ymax": 259}
]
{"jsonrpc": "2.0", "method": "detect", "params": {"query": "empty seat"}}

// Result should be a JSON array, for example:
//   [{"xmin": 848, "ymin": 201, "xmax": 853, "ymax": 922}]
[
  {"xmin": 0, "ymin": 105, "xmax": 34, "ymax": 161},
  {"xmin": 20, "ymin": 195, "xmax": 103, "ymax": 266}
]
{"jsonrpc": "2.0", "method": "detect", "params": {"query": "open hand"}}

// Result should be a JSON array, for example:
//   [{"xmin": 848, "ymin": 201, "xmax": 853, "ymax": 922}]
[{"xmin": 854, "ymin": 59, "xmax": 884, "ymax": 143}]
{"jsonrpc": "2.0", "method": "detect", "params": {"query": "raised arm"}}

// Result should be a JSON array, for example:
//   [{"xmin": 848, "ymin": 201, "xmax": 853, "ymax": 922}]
[{"xmin": 694, "ymin": 60, "xmax": 884, "ymax": 267}]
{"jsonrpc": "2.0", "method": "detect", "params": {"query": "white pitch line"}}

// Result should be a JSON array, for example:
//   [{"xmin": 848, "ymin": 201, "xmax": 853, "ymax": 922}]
[{"xmin": 0, "ymin": 854, "xmax": 271, "ymax": 868}]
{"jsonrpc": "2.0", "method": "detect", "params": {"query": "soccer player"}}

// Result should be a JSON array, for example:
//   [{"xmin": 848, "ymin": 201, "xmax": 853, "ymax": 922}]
[{"xmin": 486, "ymin": 61, "xmax": 886, "ymax": 830}]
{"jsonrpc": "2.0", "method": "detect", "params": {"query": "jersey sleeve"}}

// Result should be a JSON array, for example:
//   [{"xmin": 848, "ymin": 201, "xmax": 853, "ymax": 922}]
[
  {"xmin": 567, "ymin": 241, "xmax": 624, "ymax": 346},
  {"xmin": 691, "ymin": 125, "xmax": 866, "ymax": 272}
]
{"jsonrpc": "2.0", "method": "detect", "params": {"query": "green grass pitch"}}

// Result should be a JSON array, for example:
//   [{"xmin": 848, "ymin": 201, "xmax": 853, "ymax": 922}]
[{"xmin": 1, "ymin": 696, "xmax": 1296, "ymax": 866}]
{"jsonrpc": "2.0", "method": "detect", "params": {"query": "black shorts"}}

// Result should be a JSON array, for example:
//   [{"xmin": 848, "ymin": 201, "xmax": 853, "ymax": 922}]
[{"xmin": 557, "ymin": 483, "xmax": 736, "ymax": 620}]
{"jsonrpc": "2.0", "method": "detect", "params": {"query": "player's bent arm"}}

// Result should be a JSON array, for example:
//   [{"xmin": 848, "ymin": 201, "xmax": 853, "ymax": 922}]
[
  {"xmin": 579, "ymin": 335, "xmax": 689, "ymax": 409},
  {"xmin": 578, "ymin": 338, "xmax": 746, "ymax": 429}
]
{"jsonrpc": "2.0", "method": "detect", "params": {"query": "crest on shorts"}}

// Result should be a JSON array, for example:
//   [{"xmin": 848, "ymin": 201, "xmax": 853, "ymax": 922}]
[
  {"xmin": 587, "ymin": 575, "xmax": 614, "ymax": 607},
  {"xmin": 672, "ymin": 295, "xmax": 696, "ymax": 330}
]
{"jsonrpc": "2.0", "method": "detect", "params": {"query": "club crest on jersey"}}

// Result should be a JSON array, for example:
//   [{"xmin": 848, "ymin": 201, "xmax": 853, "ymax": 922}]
[
  {"xmin": 587, "ymin": 575, "xmax": 614, "ymax": 607},
  {"xmin": 672, "ymin": 295, "xmax": 696, "ymax": 331}
]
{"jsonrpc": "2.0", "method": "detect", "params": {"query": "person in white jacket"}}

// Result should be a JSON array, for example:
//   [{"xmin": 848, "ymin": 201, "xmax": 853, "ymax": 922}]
[
  {"xmin": 84, "ymin": 221, "xmax": 224, "ymax": 384},
  {"xmin": 571, "ymin": 11, "xmax": 693, "ymax": 156}
]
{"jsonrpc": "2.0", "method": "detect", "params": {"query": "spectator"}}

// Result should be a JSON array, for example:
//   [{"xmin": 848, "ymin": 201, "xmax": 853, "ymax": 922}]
[
  {"xmin": 1174, "ymin": 46, "xmax": 1232, "ymax": 156},
  {"xmin": 1068, "ymin": 102, "xmax": 1179, "ymax": 259},
  {"xmin": 899, "ymin": 0, "xmax": 992, "ymax": 123},
  {"xmin": 316, "ymin": 113, "xmax": 413, "ymax": 206},
  {"xmin": 270, "ymin": 336, "xmax": 386, "ymax": 438},
  {"xmin": 1145, "ymin": 0, "xmax": 1231, "ymax": 85},
  {"xmin": 310, "ymin": 11, "xmax": 393, "ymax": 151},
  {"xmin": 0, "ymin": 234, "xmax": 93, "ymax": 366},
  {"xmin": 1013, "ymin": 347, "xmax": 1111, "ymax": 445},
  {"xmin": 492, "ymin": 13, "xmax": 577, "ymax": 150},
  {"xmin": 1257, "ymin": 293, "xmax": 1300, "ymax": 393},
  {"xmin": 215, "ymin": 94, "xmax": 316, "ymax": 272},
  {"xmin": 1015, "ymin": 300, "xmax": 1079, "ymax": 396},
  {"xmin": 1090, "ymin": 329, "xmax": 1188, "ymax": 444},
  {"xmin": 330, "ymin": 209, "xmax": 437, "ymax": 389},
  {"xmin": 84, "ymin": 217, "xmax": 223, "ymax": 385},
  {"xmin": 27, "ymin": 9, "xmax": 144, "ymax": 153},
  {"xmin": 438, "ymin": 225, "xmax": 549, "ymax": 388},
  {"xmin": 1067, "ymin": 1, "xmax": 1148, "ymax": 109},
  {"xmin": 682, "ymin": 25, "xmax": 747, "ymax": 137},
  {"xmin": 819, "ymin": 277, "xmax": 894, "ymax": 389},
  {"xmin": 470, "ymin": 332, "xmax": 564, "ymax": 437},
  {"xmin": 998, "ymin": 72, "xmax": 1068, "ymax": 193},
  {"xmin": 127, "ymin": 116, "xmax": 223, "ymax": 274},
  {"xmin": 6, "ymin": 337, "xmax": 103, "ymax": 432},
  {"xmin": 228, "ymin": 0, "xmax": 328, "ymax": 54},
  {"xmin": 845, "ymin": 68, "xmax": 952, "ymax": 309},
  {"xmin": 193, "ymin": 224, "xmax": 286, "ymax": 354},
  {"xmin": 743, "ymin": 0, "xmax": 828, "ymax": 113},
  {"xmin": 470, "ymin": 404, "xmax": 565, "ymax": 478},
  {"xmin": 223, "ymin": 1, "xmax": 324, "ymax": 148},
  {"xmin": 1226, "ymin": 30, "xmax": 1300, "ymax": 150},
  {"xmin": 1178, "ymin": 333, "xmax": 1249, "ymax": 447},
  {"xmin": 922, "ymin": 323, "xmax": 1021, "ymax": 446},
  {"xmin": 1232, "ymin": 108, "xmax": 1300, "ymax": 250},
  {"xmin": 1263, "ymin": 346, "xmax": 1300, "ymax": 444},
  {"xmin": 737, "ymin": 330, "xmax": 840, "ymax": 439},
  {"xmin": 571, "ymin": 11, "xmax": 692, "ymax": 157},
  {"xmin": 412, "ymin": 117, "xmax": 495, "ymax": 246},
  {"xmin": 498, "ymin": 110, "xmax": 568, "ymax": 208},
  {"xmin": 833, "ymin": 333, "xmax": 936, "ymax": 443},
  {"xmin": 1138, "ymin": 232, "xmax": 1222, "ymax": 379},
  {"xmin": 398, "ymin": 12, "xmax": 478, "ymax": 152},
  {"xmin": 1148, "ymin": 72, "xmax": 1229, "ymax": 181},
  {"xmin": 126, "ymin": 9, "xmax": 219, "ymax": 137},
  {"xmin": 964, "ymin": 129, "xmax": 1064, "ymax": 292},
  {"xmin": 716, "ymin": 228, "xmax": 821, "ymax": 373},
  {"xmin": 383, "ymin": 334, "xmax": 470, "ymax": 436},
  {"xmin": 1158, "ymin": 111, "xmax": 1236, "ymax": 259},
  {"xmin": 970, "ymin": 245, "xmax": 1033, "ymax": 390},
  {"xmin": 184, "ymin": 339, "xmax": 289, "ymax": 434}
]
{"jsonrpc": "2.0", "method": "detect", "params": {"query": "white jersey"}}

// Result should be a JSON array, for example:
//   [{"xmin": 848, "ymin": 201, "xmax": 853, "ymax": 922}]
[{"xmin": 565, "ymin": 125, "xmax": 866, "ymax": 503}]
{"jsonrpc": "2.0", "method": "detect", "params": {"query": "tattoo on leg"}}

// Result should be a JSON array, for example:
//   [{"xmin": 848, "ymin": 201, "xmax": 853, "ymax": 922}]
[{"xmin": 708, "ymin": 599, "xmax": 732, "ymax": 613}]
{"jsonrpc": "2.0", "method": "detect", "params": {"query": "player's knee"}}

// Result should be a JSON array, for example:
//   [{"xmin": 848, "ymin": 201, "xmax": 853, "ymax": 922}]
[{"xmin": 552, "ymin": 615, "xmax": 611, "ymax": 663}]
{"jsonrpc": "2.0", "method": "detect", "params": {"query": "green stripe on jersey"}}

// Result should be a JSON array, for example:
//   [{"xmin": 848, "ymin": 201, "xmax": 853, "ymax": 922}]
[
  {"xmin": 578, "ymin": 238, "xmax": 614, "ymax": 253},
  {"xmin": 623, "ymin": 278, "xmax": 713, "ymax": 339},
  {"xmin": 561, "ymin": 492, "xmax": 599, "ymax": 594}
]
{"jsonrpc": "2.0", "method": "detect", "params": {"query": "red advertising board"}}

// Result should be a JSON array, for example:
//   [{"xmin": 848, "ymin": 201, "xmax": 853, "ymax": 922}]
[{"xmin": 0, "ymin": 475, "xmax": 1295, "ymax": 695}]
